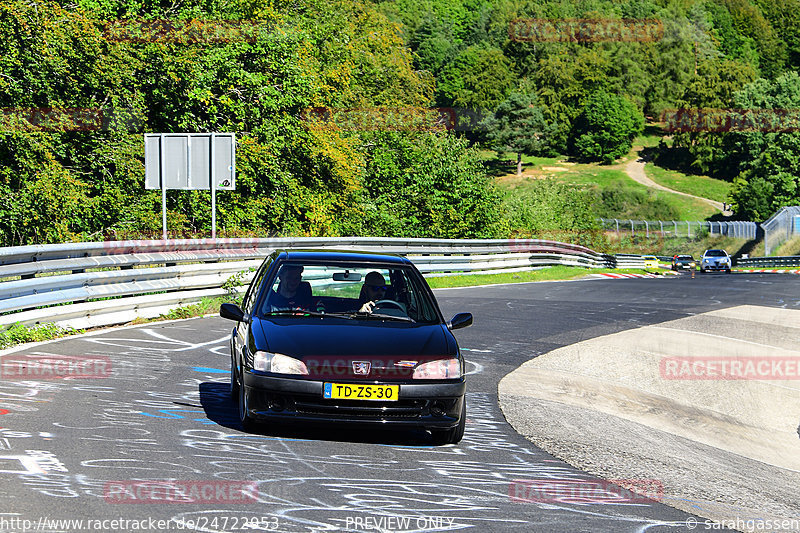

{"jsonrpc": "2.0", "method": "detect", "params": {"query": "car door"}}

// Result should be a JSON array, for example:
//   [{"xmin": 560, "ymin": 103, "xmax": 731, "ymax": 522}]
[{"xmin": 232, "ymin": 254, "xmax": 273, "ymax": 369}]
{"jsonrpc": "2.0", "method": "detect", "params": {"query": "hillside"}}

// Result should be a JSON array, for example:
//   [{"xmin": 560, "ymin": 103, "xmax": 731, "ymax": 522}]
[{"xmin": 1, "ymin": 0, "xmax": 799, "ymax": 245}]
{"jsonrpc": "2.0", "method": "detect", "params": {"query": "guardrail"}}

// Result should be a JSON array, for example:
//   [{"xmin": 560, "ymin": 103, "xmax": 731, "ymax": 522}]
[
  {"xmin": 735, "ymin": 256, "xmax": 800, "ymax": 268},
  {"xmin": 0, "ymin": 237, "xmax": 616, "ymax": 330},
  {"xmin": 612, "ymin": 254, "xmax": 647, "ymax": 268}
]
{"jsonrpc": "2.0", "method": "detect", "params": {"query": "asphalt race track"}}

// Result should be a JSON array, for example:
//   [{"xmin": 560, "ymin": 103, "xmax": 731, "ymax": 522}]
[{"xmin": 1, "ymin": 271, "xmax": 797, "ymax": 533}]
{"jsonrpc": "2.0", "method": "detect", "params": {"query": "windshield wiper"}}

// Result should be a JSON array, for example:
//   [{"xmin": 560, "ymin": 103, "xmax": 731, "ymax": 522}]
[
  {"xmin": 263, "ymin": 310, "xmax": 328, "ymax": 318},
  {"xmin": 350, "ymin": 311, "xmax": 415, "ymax": 322}
]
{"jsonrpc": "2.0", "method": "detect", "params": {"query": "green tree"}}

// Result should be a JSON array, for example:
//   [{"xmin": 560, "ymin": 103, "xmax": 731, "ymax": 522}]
[
  {"xmin": 360, "ymin": 132, "xmax": 502, "ymax": 238},
  {"xmin": 667, "ymin": 58, "xmax": 757, "ymax": 176},
  {"xmin": 725, "ymin": 72, "xmax": 800, "ymax": 218},
  {"xmin": 570, "ymin": 90, "xmax": 644, "ymax": 164},
  {"xmin": 481, "ymin": 92, "xmax": 556, "ymax": 175},
  {"xmin": 438, "ymin": 45, "xmax": 515, "ymax": 109},
  {"xmin": 533, "ymin": 47, "xmax": 610, "ymax": 152}
]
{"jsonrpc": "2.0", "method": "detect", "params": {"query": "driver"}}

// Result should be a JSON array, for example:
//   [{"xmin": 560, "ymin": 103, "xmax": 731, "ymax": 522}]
[
  {"xmin": 268, "ymin": 264, "xmax": 312, "ymax": 311},
  {"xmin": 357, "ymin": 271, "xmax": 389, "ymax": 313}
]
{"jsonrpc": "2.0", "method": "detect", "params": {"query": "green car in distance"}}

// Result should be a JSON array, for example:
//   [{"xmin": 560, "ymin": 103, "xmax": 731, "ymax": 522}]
[{"xmin": 671, "ymin": 255, "xmax": 696, "ymax": 271}]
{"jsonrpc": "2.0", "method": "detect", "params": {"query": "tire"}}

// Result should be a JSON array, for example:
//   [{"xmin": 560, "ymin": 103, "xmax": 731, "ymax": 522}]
[
  {"xmin": 726, "ymin": 268, "xmax": 731, "ymax": 274},
  {"xmin": 431, "ymin": 397, "xmax": 466, "ymax": 445},
  {"xmin": 230, "ymin": 354, "xmax": 239, "ymax": 399},
  {"xmin": 237, "ymin": 364, "xmax": 257, "ymax": 432}
]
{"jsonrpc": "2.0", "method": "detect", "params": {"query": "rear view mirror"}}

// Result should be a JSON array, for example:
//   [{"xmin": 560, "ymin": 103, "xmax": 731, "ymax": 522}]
[{"xmin": 333, "ymin": 271, "xmax": 362, "ymax": 282}]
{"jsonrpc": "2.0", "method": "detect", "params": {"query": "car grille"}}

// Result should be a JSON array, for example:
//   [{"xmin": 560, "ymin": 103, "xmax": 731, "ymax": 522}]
[{"xmin": 294, "ymin": 398, "xmax": 426, "ymax": 419}]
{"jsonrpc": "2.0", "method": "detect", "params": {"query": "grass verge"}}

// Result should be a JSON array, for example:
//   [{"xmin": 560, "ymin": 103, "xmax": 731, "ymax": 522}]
[
  {"xmin": 0, "ymin": 323, "xmax": 85, "ymax": 350},
  {"xmin": 733, "ymin": 266, "xmax": 800, "ymax": 271},
  {"xmin": 425, "ymin": 266, "xmax": 654, "ymax": 288},
  {"xmin": 644, "ymin": 164, "xmax": 731, "ymax": 203},
  {"xmin": 492, "ymin": 155, "xmax": 718, "ymax": 221},
  {"xmin": 773, "ymin": 236, "xmax": 800, "ymax": 256}
]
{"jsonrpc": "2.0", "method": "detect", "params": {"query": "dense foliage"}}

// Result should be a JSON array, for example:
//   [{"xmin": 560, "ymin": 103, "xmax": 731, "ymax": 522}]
[
  {"xmin": 0, "ymin": 0, "xmax": 499, "ymax": 244},
  {"xmin": 383, "ymin": 0, "xmax": 800, "ymax": 220},
  {"xmin": 1, "ymin": 0, "xmax": 799, "ymax": 246},
  {"xmin": 570, "ymin": 91, "xmax": 644, "ymax": 164}
]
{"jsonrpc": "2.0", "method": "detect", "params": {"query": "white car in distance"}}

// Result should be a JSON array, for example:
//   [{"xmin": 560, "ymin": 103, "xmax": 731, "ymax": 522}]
[{"xmin": 700, "ymin": 249, "xmax": 731, "ymax": 273}]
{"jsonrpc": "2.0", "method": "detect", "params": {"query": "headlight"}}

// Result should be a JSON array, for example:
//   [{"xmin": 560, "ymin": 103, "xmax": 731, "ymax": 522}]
[
  {"xmin": 413, "ymin": 358, "xmax": 461, "ymax": 379},
  {"xmin": 253, "ymin": 351, "xmax": 308, "ymax": 375},
  {"xmin": 690, "ymin": 262, "xmax": 695, "ymax": 267}
]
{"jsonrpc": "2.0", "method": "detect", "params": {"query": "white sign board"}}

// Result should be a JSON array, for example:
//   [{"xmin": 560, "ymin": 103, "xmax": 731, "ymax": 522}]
[
  {"xmin": 145, "ymin": 133, "xmax": 235, "ymax": 190},
  {"xmin": 144, "ymin": 133, "xmax": 236, "ymax": 239}
]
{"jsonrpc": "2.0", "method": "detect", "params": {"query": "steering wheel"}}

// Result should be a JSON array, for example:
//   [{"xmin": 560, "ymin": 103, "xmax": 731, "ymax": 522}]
[{"xmin": 373, "ymin": 299, "xmax": 406, "ymax": 312}]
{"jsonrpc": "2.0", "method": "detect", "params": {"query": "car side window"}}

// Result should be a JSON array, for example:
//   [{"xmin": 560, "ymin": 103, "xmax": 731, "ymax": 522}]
[{"xmin": 242, "ymin": 257, "xmax": 272, "ymax": 315}]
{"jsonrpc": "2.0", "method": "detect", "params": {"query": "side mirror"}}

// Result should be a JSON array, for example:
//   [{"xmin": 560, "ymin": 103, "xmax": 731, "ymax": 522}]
[
  {"xmin": 447, "ymin": 312, "xmax": 473, "ymax": 331},
  {"xmin": 220, "ymin": 303, "xmax": 248, "ymax": 323}
]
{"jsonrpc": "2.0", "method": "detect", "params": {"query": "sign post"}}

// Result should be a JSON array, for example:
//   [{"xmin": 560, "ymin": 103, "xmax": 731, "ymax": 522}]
[{"xmin": 144, "ymin": 133, "xmax": 235, "ymax": 240}]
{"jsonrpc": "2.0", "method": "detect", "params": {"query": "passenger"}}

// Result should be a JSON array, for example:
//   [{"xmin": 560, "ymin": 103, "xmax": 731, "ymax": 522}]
[{"xmin": 268, "ymin": 264, "xmax": 312, "ymax": 311}]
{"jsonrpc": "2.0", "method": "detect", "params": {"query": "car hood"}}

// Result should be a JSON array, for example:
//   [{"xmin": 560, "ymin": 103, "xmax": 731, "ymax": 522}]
[{"xmin": 251, "ymin": 318, "xmax": 457, "ymax": 380}]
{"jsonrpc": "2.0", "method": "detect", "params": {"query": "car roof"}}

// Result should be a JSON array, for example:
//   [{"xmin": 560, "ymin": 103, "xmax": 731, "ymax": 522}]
[{"xmin": 277, "ymin": 249, "xmax": 412, "ymax": 265}]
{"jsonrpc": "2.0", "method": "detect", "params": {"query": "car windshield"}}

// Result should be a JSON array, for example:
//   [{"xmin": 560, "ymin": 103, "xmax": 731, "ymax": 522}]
[
  {"xmin": 705, "ymin": 250, "xmax": 727, "ymax": 257},
  {"xmin": 677, "ymin": 255, "xmax": 693, "ymax": 260},
  {"xmin": 257, "ymin": 262, "xmax": 439, "ymax": 323}
]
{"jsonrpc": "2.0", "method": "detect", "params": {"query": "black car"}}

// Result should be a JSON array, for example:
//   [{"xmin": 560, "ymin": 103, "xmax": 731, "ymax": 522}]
[
  {"xmin": 671, "ymin": 255, "xmax": 696, "ymax": 271},
  {"xmin": 219, "ymin": 250, "xmax": 473, "ymax": 444}
]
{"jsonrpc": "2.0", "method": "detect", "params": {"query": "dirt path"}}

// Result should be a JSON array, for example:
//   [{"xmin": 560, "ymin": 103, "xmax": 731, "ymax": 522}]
[{"xmin": 624, "ymin": 151, "xmax": 730, "ymax": 215}]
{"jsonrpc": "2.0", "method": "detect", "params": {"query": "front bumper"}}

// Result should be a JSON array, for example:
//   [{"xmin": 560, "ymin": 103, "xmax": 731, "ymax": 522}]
[
  {"xmin": 702, "ymin": 262, "xmax": 730, "ymax": 271},
  {"xmin": 242, "ymin": 372, "xmax": 466, "ymax": 430}
]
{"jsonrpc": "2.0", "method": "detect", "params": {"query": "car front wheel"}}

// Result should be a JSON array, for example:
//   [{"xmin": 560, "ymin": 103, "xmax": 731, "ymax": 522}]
[
  {"xmin": 230, "ymin": 354, "xmax": 239, "ymax": 399},
  {"xmin": 237, "ymin": 364, "xmax": 257, "ymax": 432}
]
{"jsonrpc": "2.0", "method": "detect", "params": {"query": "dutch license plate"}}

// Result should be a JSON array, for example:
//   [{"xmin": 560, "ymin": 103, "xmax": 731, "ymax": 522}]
[{"xmin": 323, "ymin": 383, "xmax": 399, "ymax": 401}]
